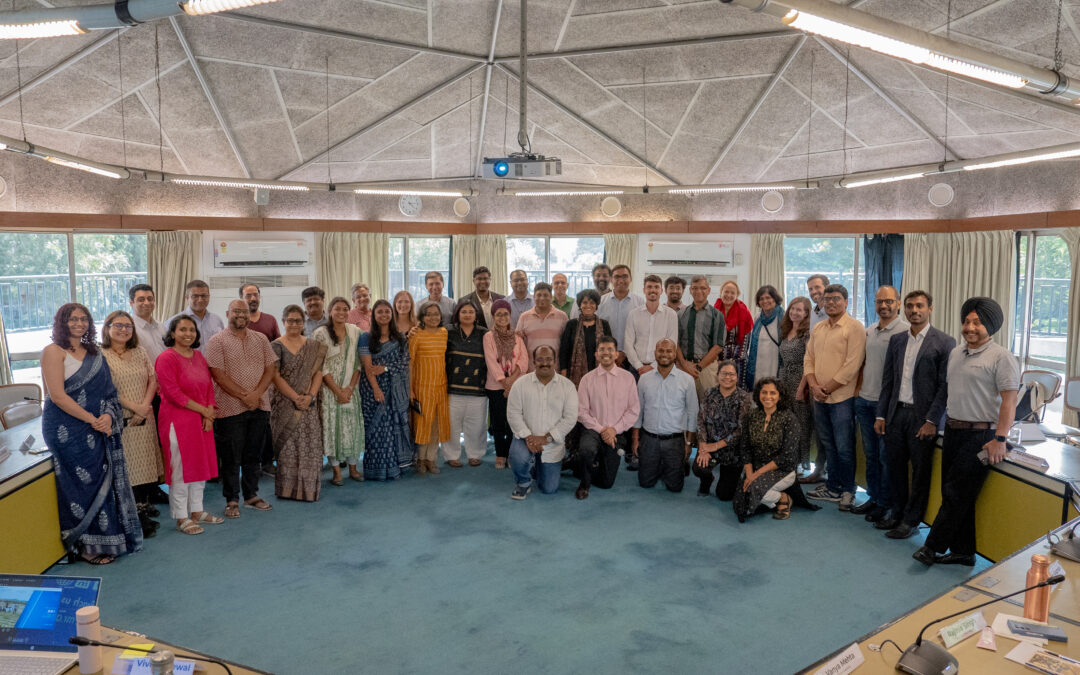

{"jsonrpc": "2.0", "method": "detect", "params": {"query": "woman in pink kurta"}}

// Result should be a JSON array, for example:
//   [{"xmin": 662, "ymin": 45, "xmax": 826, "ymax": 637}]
[{"xmin": 155, "ymin": 315, "xmax": 221, "ymax": 535}]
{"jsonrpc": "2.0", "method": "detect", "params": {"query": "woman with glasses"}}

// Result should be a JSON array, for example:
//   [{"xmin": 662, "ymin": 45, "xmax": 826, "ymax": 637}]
[
  {"xmin": 42, "ymin": 303, "xmax": 142, "ymax": 563},
  {"xmin": 484, "ymin": 299, "xmax": 528, "ymax": 469},
  {"xmin": 558, "ymin": 289, "xmax": 612, "ymax": 386},
  {"xmin": 270, "ymin": 304, "xmax": 327, "ymax": 501},
  {"xmin": 102, "ymin": 310, "xmax": 163, "ymax": 537},
  {"xmin": 693, "ymin": 360, "xmax": 752, "ymax": 500},
  {"xmin": 743, "ymin": 285, "xmax": 784, "ymax": 388}
]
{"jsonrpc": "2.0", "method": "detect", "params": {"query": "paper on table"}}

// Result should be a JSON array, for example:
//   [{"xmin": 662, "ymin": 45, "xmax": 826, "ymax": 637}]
[
  {"xmin": 992, "ymin": 612, "xmax": 1049, "ymax": 645},
  {"xmin": 1019, "ymin": 423, "xmax": 1047, "ymax": 443},
  {"xmin": 1005, "ymin": 641, "xmax": 1041, "ymax": 665}
]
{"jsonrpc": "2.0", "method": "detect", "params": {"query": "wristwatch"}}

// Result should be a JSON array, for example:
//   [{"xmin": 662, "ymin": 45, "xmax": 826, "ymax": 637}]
[
  {"xmin": 994, "ymin": 434, "xmax": 1007, "ymax": 443},
  {"xmin": 545, "ymin": 433, "xmax": 553, "ymax": 444}
]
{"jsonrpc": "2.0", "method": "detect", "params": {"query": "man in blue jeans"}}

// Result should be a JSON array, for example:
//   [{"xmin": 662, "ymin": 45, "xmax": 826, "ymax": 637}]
[
  {"xmin": 804, "ymin": 285, "xmax": 867, "ymax": 511},
  {"xmin": 852, "ymin": 286, "xmax": 907, "ymax": 522},
  {"xmin": 506, "ymin": 345, "xmax": 579, "ymax": 500}
]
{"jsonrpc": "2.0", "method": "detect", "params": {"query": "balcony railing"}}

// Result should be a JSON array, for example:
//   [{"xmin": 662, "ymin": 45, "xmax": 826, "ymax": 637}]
[{"xmin": 0, "ymin": 272, "xmax": 147, "ymax": 332}]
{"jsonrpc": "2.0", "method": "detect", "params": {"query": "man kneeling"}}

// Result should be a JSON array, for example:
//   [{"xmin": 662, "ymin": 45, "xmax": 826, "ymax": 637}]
[
  {"xmin": 574, "ymin": 336, "xmax": 640, "ymax": 499},
  {"xmin": 632, "ymin": 339, "xmax": 698, "ymax": 492}
]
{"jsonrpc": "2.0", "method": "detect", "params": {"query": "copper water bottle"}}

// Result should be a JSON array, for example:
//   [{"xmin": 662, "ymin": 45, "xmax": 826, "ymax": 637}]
[{"xmin": 1024, "ymin": 553, "xmax": 1051, "ymax": 622}]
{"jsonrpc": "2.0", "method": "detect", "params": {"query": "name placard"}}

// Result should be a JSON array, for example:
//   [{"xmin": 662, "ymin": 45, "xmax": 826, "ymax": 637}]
[
  {"xmin": 814, "ymin": 642, "xmax": 865, "ymax": 675},
  {"xmin": 940, "ymin": 610, "xmax": 987, "ymax": 648}
]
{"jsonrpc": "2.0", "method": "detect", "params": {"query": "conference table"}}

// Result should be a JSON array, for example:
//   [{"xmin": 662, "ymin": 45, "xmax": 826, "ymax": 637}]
[
  {"xmin": 0, "ymin": 415, "xmax": 65, "ymax": 574},
  {"xmin": 59, "ymin": 626, "xmax": 269, "ymax": 674}
]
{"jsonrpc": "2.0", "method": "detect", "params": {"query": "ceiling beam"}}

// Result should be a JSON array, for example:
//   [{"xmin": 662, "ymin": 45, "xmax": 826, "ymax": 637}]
[
  {"xmin": 222, "ymin": 12, "xmax": 485, "ymax": 62},
  {"xmin": 701, "ymin": 35, "xmax": 806, "ymax": 184},
  {"xmin": 473, "ymin": 0, "xmax": 505, "ymax": 177},
  {"xmin": 494, "ymin": 63, "xmax": 678, "ymax": 185},
  {"xmin": 495, "ymin": 29, "xmax": 795, "ymax": 62},
  {"xmin": 0, "ymin": 31, "xmax": 121, "ymax": 110},
  {"xmin": 169, "ymin": 16, "xmax": 251, "ymax": 178},
  {"xmin": 814, "ymin": 37, "xmax": 963, "ymax": 161},
  {"xmin": 276, "ymin": 63, "xmax": 486, "ymax": 180}
]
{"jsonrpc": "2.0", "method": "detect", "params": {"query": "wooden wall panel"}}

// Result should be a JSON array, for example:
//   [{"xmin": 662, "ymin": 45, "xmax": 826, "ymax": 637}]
[{"xmin": 121, "ymin": 215, "xmax": 263, "ymax": 231}]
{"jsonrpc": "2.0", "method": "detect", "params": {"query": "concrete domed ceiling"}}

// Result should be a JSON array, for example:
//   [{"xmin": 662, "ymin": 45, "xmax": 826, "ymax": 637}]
[{"xmin": 0, "ymin": 0, "xmax": 1078, "ymax": 189}]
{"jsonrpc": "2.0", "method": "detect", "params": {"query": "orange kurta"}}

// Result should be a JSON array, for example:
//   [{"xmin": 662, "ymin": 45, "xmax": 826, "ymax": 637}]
[{"xmin": 409, "ymin": 328, "xmax": 451, "ymax": 444}]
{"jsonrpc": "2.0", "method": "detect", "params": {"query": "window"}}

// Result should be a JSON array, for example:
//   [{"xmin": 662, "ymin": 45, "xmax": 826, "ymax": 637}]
[
  {"xmin": 387, "ymin": 236, "xmax": 451, "ymax": 300},
  {"xmin": 783, "ymin": 236, "xmax": 862, "ymax": 321},
  {"xmin": 506, "ymin": 236, "xmax": 604, "ymax": 295},
  {"xmin": 0, "ymin": 231, "xmax": 148, "ymax": 385},
  {"xmin": 1014, "ymin": 232, "xmax": 1069, "ymax": 424}
]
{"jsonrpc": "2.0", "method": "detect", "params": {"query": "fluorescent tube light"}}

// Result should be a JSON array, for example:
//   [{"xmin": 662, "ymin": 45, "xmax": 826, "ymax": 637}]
[
  {"xmin": 171, "ymin": 177, "xmax": 309, "ymax": 191},
  {"xmin": 782, "ymin": 9, "xmax": 1025, "ymax": 89},
  {"xmin": 28, "ymin": 150, "xmax": 128, "ymax": 179},
  {"xmin": 354, "ymin": 188, "xmax": 465, "ymax": 197},
  {"xmin": 663, "ymin": 183, "xmax": 805, "ymax": 194},
  {"xmin": 959, "ymin": 144, "xmax": 1080, "ymax": 171},
  {"xmin": 511, "ymin": 189, "xmax": 626, "ymax": 197},
  {"xmin": 181, "ymin": 0, "xmax": 281, "ymax": 16},
  {"xmin": 839, "ymin": 172, "xmax": 926, "ymax": 188},
  {"xmin": 0, "ymin": 19, "xmax": 86, "ymax": 39}
]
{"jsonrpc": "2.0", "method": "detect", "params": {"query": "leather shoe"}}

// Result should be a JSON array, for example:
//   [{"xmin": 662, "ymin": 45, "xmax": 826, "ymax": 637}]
[
  {"xmin": 874, "ymin": 517, "xmax": 900, "ymax": 531},
  {"xmin": 934, "ymin": 552, "xmax": 976, "ymax": 566},
  {"xmin": 865, "ymin": 506, "xmax": 888, "ymax": 523},
  {"xmin": 886, "ymin": 523, "xmax": 915, "ymax": 539},
  {"xmin": 912, "ymin": 546, "xmax": 935, "ymax": 567},
  {"xmin": 850, "ymin": 500, "xmax": 876, "ymax": 515},
  {"xmin": 575, "ymin": 486, "xmax": 589, "ymax": 500}
]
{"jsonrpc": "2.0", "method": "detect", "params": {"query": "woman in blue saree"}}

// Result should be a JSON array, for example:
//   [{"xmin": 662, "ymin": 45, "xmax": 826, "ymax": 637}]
[
  {"xmin": 358, "ymin": 299, "xmax": 413, "ymax": 481},
  {"xmin": 41, "ymin": 303, "xmax": 142, "ymax": 565}
]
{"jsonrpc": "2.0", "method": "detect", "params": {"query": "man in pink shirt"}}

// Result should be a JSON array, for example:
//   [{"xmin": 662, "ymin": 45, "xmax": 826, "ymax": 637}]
[
  {"xmin": 516, "ymin": 282, "xmax": 568, "ymax": 372},
  {"xmin": 574, "ymin": 336, "xmax": 640, "ymax": 499},
  {"xmin": 348, "ymin": 283, "xmax": 372, "ymax": 332}
]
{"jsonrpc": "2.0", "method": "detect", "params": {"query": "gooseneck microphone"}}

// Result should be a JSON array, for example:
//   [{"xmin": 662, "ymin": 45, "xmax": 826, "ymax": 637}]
[
  {"xmin": 68, "ymin": 636, "xmax": 234, "ymax": 675},
  {"xmin": 895, "ymin": 574, "xmax": 1065, "ymax": 675}
]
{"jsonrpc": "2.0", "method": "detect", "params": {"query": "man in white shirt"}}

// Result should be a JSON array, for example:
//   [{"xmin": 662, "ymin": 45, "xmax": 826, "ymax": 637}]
[
  {"xmin": 624, "ymin": 274, "xmax": 678, "ymax": 376},
  {"xmin": 129, "ymin": 283, "xmax": 166, "ymax": 364},
  {"xmin": 597, "ymin": 264, "xmax": 644, "ymax": 370},
  {"xmin": 506, "ymin": 345, "xmax": 579, "ymax": 499},
  {"xmin": 167, "ymin": 280, "xmax": 225, "ymax": 352}
]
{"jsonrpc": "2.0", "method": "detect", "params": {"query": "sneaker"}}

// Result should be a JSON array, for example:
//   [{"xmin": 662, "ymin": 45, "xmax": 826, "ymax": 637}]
[
  {"xmin": 511, "ymin": 485, "xmax": 531, "ymax": 500},
  {"xmin": 838, "ymin": 492, "xmax": 855, "ymax": 511},
  {"xmin": 806, "ymin": 485, "xmax": 842, "ymax": 502}
]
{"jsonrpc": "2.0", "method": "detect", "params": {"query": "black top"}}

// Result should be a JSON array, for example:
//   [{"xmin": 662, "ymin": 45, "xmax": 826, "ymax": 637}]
[
  {"xmin": 445, "ymin": 323, "xmax": 488, "ymax": 397},
  {"xmin": 558, "ymin": 317, "xmax": 612, "ymax": 373}
]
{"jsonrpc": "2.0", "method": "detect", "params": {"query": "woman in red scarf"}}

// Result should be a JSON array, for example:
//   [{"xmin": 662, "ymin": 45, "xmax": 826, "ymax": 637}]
[{"xmin": 714, "ymin": 281, "xmax": 754, "ymax": 380}]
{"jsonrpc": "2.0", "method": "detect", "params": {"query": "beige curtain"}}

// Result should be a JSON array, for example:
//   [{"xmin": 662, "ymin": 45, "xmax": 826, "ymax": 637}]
[
  {"xmin": 902, "ymin": 231, "xmax": 1014, "ymax": 349},
  {"xmin": 1062, "ymin": 228, "xmax": 1080, "ymax": 426},
  {"xmin": 317, "ymin": 232, "xmax": 389, "ymax": 302},
  {"xmin": 604, "ymin": 234, "xmax": 637, "ymax": 272},
  {"xmin": 476, "ymin": 234, "xmax": 508, "ymax": 295},
  {"xmin": 748, "ymin": 233, "xmax": 785, "ymax": 297},
  {"xmin": 148, "ymin": 230, "xmax": 201, "ymax": 321},
  {"xmin": 0, "ymin": 311, "xmax": 12, "ymax": 385},
  {"xmin": 451, "ymin": 234, "xmax": 477, "ymax": 300}
]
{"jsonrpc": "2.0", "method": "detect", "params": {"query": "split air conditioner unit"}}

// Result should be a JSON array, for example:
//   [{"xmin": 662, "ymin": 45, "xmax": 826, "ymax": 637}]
[
  {"xmin": 213, "ymin": 239, "xmax": 309, "ymax": 268},
  {"xmin": 645, "ymin": 240, "xmax": 733, "ymax": 267}
]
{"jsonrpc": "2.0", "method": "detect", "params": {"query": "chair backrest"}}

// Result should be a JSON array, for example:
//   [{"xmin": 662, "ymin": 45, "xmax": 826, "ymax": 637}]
[
  {"xmin": 0, "ymin": 383, "xmax": 42, "ymax": 411},
  {"xmin": 1066, "ymin": 377, "xmax": 1080, "ymax": 412},
  {"xmin": 1021, "ymin": 370, "xmax": 1062, "ymax": 403},
  {"xmin": 0, "ymin": 401, "xmax": 41, "ymax": 430}
]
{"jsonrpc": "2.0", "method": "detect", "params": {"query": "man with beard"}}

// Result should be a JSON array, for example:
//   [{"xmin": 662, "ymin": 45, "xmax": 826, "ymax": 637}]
[
  {"xmin": 508, "ymin": 269, "xmax": 534, "ymax": 328},
  {"xmin": 633, "ymin": 339, "xmax": 698, "ymax": 493},
  {"xmin": 301, "ymin": 286, "xmax": 328, "ymax": 337},
  {"xmin": 664, "ymin": 276, "xmax": 686, "ymax": 313},
  {"xmin": 574, "ymin": 336, "xmax": 639, "ymax": 499},
  {"xmin": 459, "ymin": 265, "xmax": 504, "ymax": 328},
  {"xmin": 241, "ymin": 283, "xmax": 280, "ymax": 341},
  {"xmin": 168, "ymin": 280, "xmax": 224, "ymax": 352}
]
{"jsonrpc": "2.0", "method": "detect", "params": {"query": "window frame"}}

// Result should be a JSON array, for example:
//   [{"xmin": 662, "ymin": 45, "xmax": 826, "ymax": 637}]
[
  {"xmin": 387, "ymin": 234, "xmax": 453, "ymax": 299},
  {"xmin": 782, "ymin": 234, "xmax": 863, "ymax": 322},
  {"xmin": 505, "ymin": 234, "xmax": 606, "ymax": 289},
  {"xmin": 1014, "ymin": 229, "xmax": 1068, "ymax": 371}
]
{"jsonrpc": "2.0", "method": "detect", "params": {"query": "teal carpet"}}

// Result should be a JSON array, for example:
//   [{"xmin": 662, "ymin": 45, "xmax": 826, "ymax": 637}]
[{"xmin": 47, "ymin": 456, "xmax": 990, "ymax": 674}]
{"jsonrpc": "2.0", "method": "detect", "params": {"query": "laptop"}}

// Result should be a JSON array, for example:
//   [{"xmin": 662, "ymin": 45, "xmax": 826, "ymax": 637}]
[{"xmin": 0, "ymin": 574, "xmax": 101, "ymax": 675}]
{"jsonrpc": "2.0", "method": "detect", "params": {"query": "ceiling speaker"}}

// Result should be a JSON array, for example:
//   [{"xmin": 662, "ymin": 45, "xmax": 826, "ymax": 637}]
[
  {"xmin": 928, "ymin": 183, "xmax": 954, "ymax": 207},
  {"xmin": 453, "ymin": 197, "xmax": 471, "ymax": 218},
  {"xmin": 600, "ymin": 196, "xmax": 621, "ymax": 217},
  {"xmin": 761, "ymin": 190, "xmax": 784, "ymax": 213}
]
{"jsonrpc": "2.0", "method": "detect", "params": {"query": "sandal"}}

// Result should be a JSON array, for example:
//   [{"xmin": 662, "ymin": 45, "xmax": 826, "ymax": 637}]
[
  {"xmin": 225, "ymin": 502, "xmax": 241, "ymax": 519},
  {"xmin": 447, "ymin": 460, "xmax": 463, "ymax": 468},
  {"xmin": 468, "ymin": 458, "xmax": 482, "ymax": 467},
  {"xmin": 331, "ymin": 476, "xmax": 344, "ymax": 486},
  {"xmin": 773, "ymin": 493, "xmax": 792, "ymax": 520},
  {"xmin": 244, "ymin": 497, "xmax": 273, "ymax": 511},
  {"xmin": 193, "ymin": 511, "xmax": 224, "ymax": 525},
  {"xmin": 81, "ymin": 554, "xmax": 115, "ymax": 565},
  {"xmin": 177, "ymin": 518, "xmax": 204, "ymax": 535}
]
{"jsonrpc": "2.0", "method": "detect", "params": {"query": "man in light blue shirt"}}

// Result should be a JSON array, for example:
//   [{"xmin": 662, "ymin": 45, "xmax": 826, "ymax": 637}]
[
  {"xmin": 632, "ymin": 339, "xmax": 698, "ymax": 492},
  {"xmin": 508, "ymin": 269, "xmax": 534, "ymax": 328},
  {"xmin": 807, "ymin": 274, "xmax": 829, "ymax": 329},
  {"xmin": 597, "ymin": 264, "xmax": 644, "ymax": 370},
  {"xmin": 167, "ymin": 279, "xmax": 224, "ymax": 353}
]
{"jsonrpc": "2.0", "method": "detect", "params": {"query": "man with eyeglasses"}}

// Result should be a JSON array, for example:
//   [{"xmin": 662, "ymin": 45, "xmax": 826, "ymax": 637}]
[
  {"xmin": 168, "ymin": 280, "xmax": 224, "ymax": 353},
  {"xmin": 508, "ymin": 269, "xmax": 534, "ymax": 328},
  {"xmin": 596, "ymin": 265, "xmax": 644, "ymax": 373},
  {"xmin": 804, "ymin": 284, "xmax": 866, "ymax": 512},
  {"xmin": 129, "ymin": 284, "xmax": 166, "ymax": 363},
  {"xmin": 850, "ymin": 286, "xmax": 907, "ymax": 523}
]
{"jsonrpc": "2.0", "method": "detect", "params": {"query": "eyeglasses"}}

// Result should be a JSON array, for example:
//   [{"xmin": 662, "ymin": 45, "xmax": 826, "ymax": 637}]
[
  {"xmin": 823, "ymin": 296, "xmax": 846, "ymax": 303},
  {"xmin": 189, "ymin": 293, "xmax": 210, "ymax": 300},
  {"xmin": 284, "ymin": 318, "xmax": 304, "ymax": 325},
  {"xmin": 109, "ymin": 323, "xmax": 134, "ymax": 331},
  {"xmin": 875, "ymin": 299, "xmax": 897, "ymax": 305},
  {"xmin": 719, "ymin": 371, "xmax": 738, "ymax": 378}
]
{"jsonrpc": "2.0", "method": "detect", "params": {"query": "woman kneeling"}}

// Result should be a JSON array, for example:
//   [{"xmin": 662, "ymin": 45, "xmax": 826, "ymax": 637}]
[{"xmin": 734, "ymin": 377, "xmax": 799, "ymax": 522}]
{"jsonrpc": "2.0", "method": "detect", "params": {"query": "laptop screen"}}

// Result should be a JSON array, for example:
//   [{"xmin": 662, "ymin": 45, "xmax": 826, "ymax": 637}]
[{"xmin": 0, "ymin": 574, "xmax": 101, "ymax": 653}]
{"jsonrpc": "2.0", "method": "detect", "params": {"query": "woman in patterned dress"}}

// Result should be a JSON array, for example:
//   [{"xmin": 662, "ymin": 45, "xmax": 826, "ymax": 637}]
[
  {"xmin": 733, "ymin": 378, "xmax": 800, "ymax": 522},
  {"xmin": 270, "ymin": 304, "xmax": 327, "ymax": 501},
  {"xmin": 312, "ymin": 297, "xmax": 365, "ymax": 487},
  {"xmin": 42, "ymin": 303, "xmax": 142, "ymax": 563},
  {"xmin": 101, "ymin": 310, "xmax": 164, "ymax": 536},
  {"xmin": 778, "ymin": 296, "xmax": 813, "ymax": 470},
  {"xmin": 693, "ymin": 360, "xmax": 752, "ymax": 501},
  {"xmin": 410, "ymin": 301, "xmax": 451, "ymax": 475},
  {"xmin": 358, "ymin": 299, "xmax": 412, "ymax": 480}
]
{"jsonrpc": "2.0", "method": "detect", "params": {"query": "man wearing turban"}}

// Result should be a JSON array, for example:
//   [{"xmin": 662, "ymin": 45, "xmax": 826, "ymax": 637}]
[{"xmin": 913, "ymin": 297, "xmax": 1019, "ymax": 567}]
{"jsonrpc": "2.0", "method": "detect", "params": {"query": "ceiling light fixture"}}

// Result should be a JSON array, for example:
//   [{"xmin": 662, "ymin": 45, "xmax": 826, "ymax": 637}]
[
  {"xmin": 170, "ymin": 176, "xmax": 310, "ymax": 191},
  {"xmin": 180, "ymin": 0, "xmax": 281, "ymax": 16},
  {"xmin": 22, "ymin": 147, "xmax": 128, "ymax": 179},
  {"xmin": 838, "ymin": 171, "xmax": 928, "ymax": 189},
  {"xmin": 510, "ymin": 189, "xmax": 627, "ymax": 197},
  {"xmin": 0, "ymin": 19, "xmax": 85, "ymax": 39},
  {"xmin": 661, "ymin": 182, "xmax": 811, "ymax": 194},
  {"xmin": 954, "ymin": 142, "xmax": 1080, "ymax": 171},
  {"xmin": 353, "ymin": 188, "xmax": 466, "ymax": 197}
]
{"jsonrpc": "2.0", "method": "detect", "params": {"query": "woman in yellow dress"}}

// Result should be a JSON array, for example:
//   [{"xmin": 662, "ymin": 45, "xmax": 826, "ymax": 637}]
[{"xmin": 410, "ymin": 301, "xmax": 450, "ymax": 475}]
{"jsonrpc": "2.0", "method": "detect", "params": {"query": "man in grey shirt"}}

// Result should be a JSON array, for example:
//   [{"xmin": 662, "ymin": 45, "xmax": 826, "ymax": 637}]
[
  {"xmin": 167, "ymin": 280, "xmax": 224, "ymax": 353},
  {"xmin": 507, "ymin": 269, "xmax": 534, "ymax": 328},
  {"xmin": 807, "ymin": 274, "xmax": 829, "ymax": 329},
  {"xmin": 416, "ymin": 271, "xmax": 455, "ymax": 325},
  {"xmin": 851, "ymin": 286, "xmax": 908, "ymax": 522},
  {"xmin": 913, "ymin": 297, "xmax": 1019, "ymax": 568}
]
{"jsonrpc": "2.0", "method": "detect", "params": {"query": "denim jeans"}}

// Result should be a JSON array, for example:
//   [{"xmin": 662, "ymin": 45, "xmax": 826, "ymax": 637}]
[
  {"xmin": 854, "ymin": 397, "xmax": 890, "ymax": 509},
  {"xmin": 509, "ymin": 437, "xmax": 562, "ymax": 494},
  {"xmin": 814, "ymin": 397, "xmax": 856, "ymax": 494}
]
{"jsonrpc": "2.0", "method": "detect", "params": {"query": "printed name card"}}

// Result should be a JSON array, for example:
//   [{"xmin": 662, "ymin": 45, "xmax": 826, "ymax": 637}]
[
  {"xmin": 814, "ymin": 642, "xmax": 865, "ymax": 675},
  {"xmin": 124, "ymin": 657, "xmax": 196, "ymax": 675},
  {"xmin": 939, "ymin": 610, "xmax": 987, "ymax": 648}
]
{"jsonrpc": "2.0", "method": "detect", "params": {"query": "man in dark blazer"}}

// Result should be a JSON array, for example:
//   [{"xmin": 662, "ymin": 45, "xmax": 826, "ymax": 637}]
[
  {"xmin": 873, "ymin": 290, "xmax": 956, "ymax": 539},
  {"xmin": 457, "ymin": 265, "xmax": 505, "ymax": 329}
]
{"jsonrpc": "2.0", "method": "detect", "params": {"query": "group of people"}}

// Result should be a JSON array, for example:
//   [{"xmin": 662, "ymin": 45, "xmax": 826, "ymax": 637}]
[{"xmin": 41, "ymin": 260, "xmax": 1018, "ymax": 570}]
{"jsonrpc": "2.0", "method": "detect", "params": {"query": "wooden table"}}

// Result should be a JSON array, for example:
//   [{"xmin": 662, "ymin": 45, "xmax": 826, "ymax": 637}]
[
  {"xmin": 60, "ymin": 626, "xmax": 269, "ymax": 674},
  {"xmin": 0, "ymin": 416, "xmax": 65, "ymax": 574}
]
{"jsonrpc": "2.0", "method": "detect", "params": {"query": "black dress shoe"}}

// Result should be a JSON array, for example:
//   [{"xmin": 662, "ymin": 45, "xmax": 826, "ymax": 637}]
[
  {"xmin": 934, "ymin": 552, "xmax": 976, "ymax": 566},
  {"xmin": 874, "ymin": 517, "xmax": 900, "ymax": 530},
  {"xmin": 850, "ymin": 500, "xmax": 876, "ymax": 515},
  {"xmin": 886, "ymin": 523, "xmax": 915, "ymax": 539},
  {"xmin": 865, "ymin": 506, "xmax": 888, "ymax": 523},
  {"xmin": 912, "ymin": 546, "xmax": 935, "ymax": 567},
  {"xmin": 148, "ymin": 486, "xmax": 170, "ymax": 504}
]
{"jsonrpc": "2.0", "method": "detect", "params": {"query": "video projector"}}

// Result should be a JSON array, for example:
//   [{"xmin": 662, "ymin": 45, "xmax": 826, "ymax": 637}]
[{"xmin": 482, "ymin": 154, "xmax": 562, "ymax": 179}]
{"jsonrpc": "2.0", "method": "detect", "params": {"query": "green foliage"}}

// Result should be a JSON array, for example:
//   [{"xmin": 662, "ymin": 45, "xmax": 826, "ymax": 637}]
[{"xmin": 0, "ymin": 233, "xmax": 147, "ymax": 277}]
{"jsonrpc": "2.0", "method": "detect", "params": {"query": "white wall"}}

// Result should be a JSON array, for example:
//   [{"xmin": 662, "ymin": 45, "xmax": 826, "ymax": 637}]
[{"xmin": 634, "ymin": 233, "xmax": 750, "ymax": 306}]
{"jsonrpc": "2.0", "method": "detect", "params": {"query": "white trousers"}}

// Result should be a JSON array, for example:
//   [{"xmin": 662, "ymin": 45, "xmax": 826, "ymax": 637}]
[
  {"xmin": 761, "ymin": 471, "xmax": 796, "ymax": 508},
  {"xmin": 168, "ymin": 426, "xmax": 206, "ymax": 520},
  {"xmin": 443, "ymin": 395, "xmax": 489, "ymax": 461}
]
